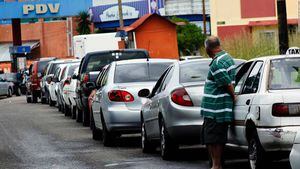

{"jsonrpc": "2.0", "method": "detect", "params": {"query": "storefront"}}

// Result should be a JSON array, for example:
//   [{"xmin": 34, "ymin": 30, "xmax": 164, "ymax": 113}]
[
  {"xmin": 0, "ymin": 0, "xmax": 92, "ymax": 72},
  {"xmin": 90, "ymin": 0, "xmax": 210, "ymax": 33}
]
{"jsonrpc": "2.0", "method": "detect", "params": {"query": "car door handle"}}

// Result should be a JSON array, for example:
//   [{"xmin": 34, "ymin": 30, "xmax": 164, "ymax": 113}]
[{"xmin": 246, "ymin": 99, "xmax": 251, "ymax": 105}]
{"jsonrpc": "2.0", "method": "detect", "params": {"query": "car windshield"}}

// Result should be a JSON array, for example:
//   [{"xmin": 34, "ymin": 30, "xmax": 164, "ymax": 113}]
[
  {"xmin": 269, "ymin": 58, "xmax": 300, "ymax": 90},
  {"xmin": 49, "ymin": 63, "xmax": 60, "ymax": 75},
  {"xmin": 68, "ymin": 64, "xmax": 79, "ymax": 76},
  {"xmin": 83, "ymin": 51, "xmax": 148, "ymax": 73},
  {"xmin": 4, "ymin": 73, "xmax": 17, "ymax": 82},
  {"xmin": 180, "ymin": 61, "xmax": 210, "ymax": 83},
  {"xmin": 114, "ymin": 62, "xmax": 172, "ymax": 83}
]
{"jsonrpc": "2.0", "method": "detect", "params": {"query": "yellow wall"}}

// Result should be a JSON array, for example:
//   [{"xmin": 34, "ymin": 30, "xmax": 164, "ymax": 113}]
[{"xmin": 210, "ymin": 0, "xmax": 299, "ymax": 36}]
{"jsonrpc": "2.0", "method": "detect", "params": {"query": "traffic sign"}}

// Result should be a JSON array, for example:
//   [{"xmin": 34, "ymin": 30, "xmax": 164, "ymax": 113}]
[{"xmin": 9, "ymin": 46, "xmax": 31, "ymax": 54}]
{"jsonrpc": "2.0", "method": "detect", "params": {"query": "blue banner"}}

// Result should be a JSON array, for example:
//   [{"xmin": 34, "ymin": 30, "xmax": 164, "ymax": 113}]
[{"xmin": 0, "ymin": 0, "xmax": 92, "ymax": 19}]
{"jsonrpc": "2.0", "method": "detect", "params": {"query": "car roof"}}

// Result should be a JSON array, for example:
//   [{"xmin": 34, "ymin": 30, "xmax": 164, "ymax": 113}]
[
  {"xmin": 249, "ymin": 54, "xmax": 300, "ymax": 62},
  {"xmin": 114, "ymin": 58, "xmax": 177, "ymax": 65},
  {"xmin": 49, "ymin": 59, "xmax": 80, "ymax": 64},
  {"xmin": 85, "ymin": 49, "xmax": 149, "ymax": 56}
]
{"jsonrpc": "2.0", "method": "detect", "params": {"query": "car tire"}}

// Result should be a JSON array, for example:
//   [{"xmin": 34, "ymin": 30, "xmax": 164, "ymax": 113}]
[
  {"xmin": 71, "ymin": 106, "xmax": 76, "ymax": 119},
  {"xmin": 49, "ymin": 97, "xmax": 55, "ymax": 107},
  {"xmin": 248, "ymin": 129, "xmax": 266, "ymax": 169},
  {"xmin": 101, "ymin": 115, "xmax": 114, "ymax": 147},
  {"xmin": 6, "ymin": 88, "xmax": 12, "ymax": 98},
  {"xmin": 141, "ymin": 118, "xmax": 155, "ymax": 153},
  {"xmin": 64, "ymin": 103, "xmax": 71, "ymax": 116},
  {"xmin": 76, "ymin": 107, "xmax": 83, "ymax": 123},
  {"xmin": 26, "ymin": 91, "xmax": 32, "ymax": 103},
  {"xmin": 160, "ymin": 118, "xmax": 178, "ymax": 160},
  {"xmin": 31, "ymin": 91, "xmax": 38, "ymax": 103},
  {"xmin": 91, "ymin": 112, "xmax": 102, "ymax": 140},
  {"xmin": 82, "ymin": 108, "xmax": 90, "ymax": 127},
  {"xmin": 16, "ymin": 87, "xmax": 21, "ymax": 96},
  {"xmin": 58, "ymin": 103, "xmax": 62, "ymax": 112}
]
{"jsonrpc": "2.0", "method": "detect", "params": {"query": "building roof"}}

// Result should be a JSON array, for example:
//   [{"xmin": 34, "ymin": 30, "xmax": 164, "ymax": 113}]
[{"xmin": 122, "ymin": 13, "xmax": 177, "ymax": 32}]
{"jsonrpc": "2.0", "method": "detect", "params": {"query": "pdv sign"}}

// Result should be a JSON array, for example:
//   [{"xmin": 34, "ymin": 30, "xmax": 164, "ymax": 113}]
[{"xmin": 23, "ymin": 3, "xmax": 60, "ymax": 15}]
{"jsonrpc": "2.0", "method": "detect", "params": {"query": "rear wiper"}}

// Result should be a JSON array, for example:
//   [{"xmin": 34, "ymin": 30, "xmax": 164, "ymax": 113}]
[{"xmin": 191, "ymin": 76, "xmax": 201, "ymax": 79}]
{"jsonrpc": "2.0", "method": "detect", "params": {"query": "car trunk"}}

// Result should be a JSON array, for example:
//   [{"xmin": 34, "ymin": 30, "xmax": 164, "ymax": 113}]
[
  {"xmin": 279, "ymin": 89, "xmax": 300, "ymax": 126},
  {"xmin": 114, "ymin": 82, "xmax": 156, "ymax": 111},
  {"xmin": 181, "ymin": 82, "xmax": 205, "ymax": 107}
]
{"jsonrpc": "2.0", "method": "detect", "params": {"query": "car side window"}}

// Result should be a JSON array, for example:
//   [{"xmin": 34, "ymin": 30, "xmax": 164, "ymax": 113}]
[
  {"xmin": 96, "ymin": 70, "xmax": 105, "ymax": 87},
  {"xmin": 150, "ymin": 68, "xmax": 170, "ymax": 97},
  {"xmin": 242, "ymin": 61, "xmax": 264, "ymax": 94},
  {"xmin": 100, "ymin": 67, "xmax": 110, "ymax": 87},
  {"xmin": 235, "ymin": 62, "xmax": 253, "ymax": 94},
  {"xmin": 156, "ymin": 67, "xmax": 172, "ymax": 94},
  {"xmin": 161, "ymin": 66, "xmax": 174, "ymax": 91}
]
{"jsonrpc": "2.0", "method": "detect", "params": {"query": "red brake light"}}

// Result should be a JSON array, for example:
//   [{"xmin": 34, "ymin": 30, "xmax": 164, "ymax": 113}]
[
  {"xmin": 171, "ymin": 88, "xmax": 193, "ymax": 107},
  {"xmin": 83, "ymin": 74, "xmax": 89, "ymax": 83},
  {"xmin": 272, "ymin": 103, "xmax": 300, "ymax": 117},
  {"xmin": 108, "ymin": 90, "xmax": 134, "ymax": 102},
  {"xmin": 63, "ymin": 80, "xmax": 70, "ymax": 87}
]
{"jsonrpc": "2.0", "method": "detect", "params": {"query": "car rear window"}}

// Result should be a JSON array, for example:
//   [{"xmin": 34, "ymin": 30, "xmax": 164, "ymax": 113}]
[
  {"xmin": 83, "ymin": 51, "xmax": 148, "ymax": 73},
  {"xmin": 114, "ymin": 62, "xmax": 171, "ymax": 83},
  {"xmin": 269, "ymin": 58, "xmax": 300, "ymax": 90},
  {"xmin": 38, "ymin": 61, "xmax": 50, "ymax": 73},
  {"xmin": 180, "ymin": 61, "xmax": 210, "ymax": 83}
]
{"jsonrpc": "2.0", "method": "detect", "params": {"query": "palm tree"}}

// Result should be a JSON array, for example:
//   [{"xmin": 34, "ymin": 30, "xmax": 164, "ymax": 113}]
[{"xmin": 76, "ymin": 11, "xmax": 91, "ymax": 35}]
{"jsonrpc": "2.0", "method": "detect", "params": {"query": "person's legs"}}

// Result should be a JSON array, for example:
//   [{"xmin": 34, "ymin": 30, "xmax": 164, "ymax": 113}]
[{"xmin": 207, "ymin": 144, "xmax": 224, "ymax": 169}]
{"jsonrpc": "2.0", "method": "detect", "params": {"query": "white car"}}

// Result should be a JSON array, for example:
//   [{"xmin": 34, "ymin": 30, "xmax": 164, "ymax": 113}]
[
  {"xmin": 49, "ymin": 64, "xmax": 68, "ymax": 106},
  {"xmin": 290, "ymin": 131, "xmax": 300, "ymax": 169},
  {"xmin": 228, "ymin": 54, "xmax": 300, "ymax": 169},
  {"xmin": 62, "ymin": 66, "xmax": 79, "ymax": 118}
]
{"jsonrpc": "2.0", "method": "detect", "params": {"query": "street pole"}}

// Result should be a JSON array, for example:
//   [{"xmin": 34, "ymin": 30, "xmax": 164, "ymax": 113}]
[
  {"xmin": 277, "ymin": 0, "xmax": 289, "ymax": 54},
  {"xmin": 202, "ymin": 0, "xmax": 207, "ymax": 35},
  {"xmin": 118, "ymin": 0, "xmax": 124, "ymax": 29},
  {"xmin": 11, "ymin": 18, "xmax": 22, "ymax": 73}
]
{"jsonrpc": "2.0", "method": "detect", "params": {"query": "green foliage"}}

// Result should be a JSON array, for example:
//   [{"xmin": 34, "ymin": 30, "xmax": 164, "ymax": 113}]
[
  {"xmin": 170, "ymin": 17, "xmax": 206, "ymax": 56},
  {"xmin": 76, "ymin": 11, "xmax": 91, "ymax": 35}
]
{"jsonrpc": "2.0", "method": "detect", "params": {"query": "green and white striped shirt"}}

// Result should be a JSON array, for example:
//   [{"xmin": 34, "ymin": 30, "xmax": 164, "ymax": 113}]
[{"xmin": 201, "ymin": 51, "xmax": 236, "ymax": 123}]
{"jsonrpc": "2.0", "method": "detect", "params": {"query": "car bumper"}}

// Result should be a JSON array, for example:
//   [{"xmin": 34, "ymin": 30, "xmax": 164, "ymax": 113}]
[
  {"xmin": 257, "ymin": 126, "xmax": 299, "ymax": 151},
  {"xmin": 290, "ymin": 143, "xmax": 300, "ymax": 169},
  {"xmin": 105, "ymin": 106, "xmax": 141, "ymax": 133}
]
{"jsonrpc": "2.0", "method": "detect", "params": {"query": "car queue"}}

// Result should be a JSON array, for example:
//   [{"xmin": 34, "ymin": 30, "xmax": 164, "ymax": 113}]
[{"xmin": 23, "ymin": 48, "xmax": 300, "ymax": 169}]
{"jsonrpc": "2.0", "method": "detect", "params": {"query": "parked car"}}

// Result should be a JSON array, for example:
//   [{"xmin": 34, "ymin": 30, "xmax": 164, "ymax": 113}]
[
  {"xmin": 1, "ymin": 73, "xmax": 25, "ymax": 96},
  {"xmin": 90, "ymin": 59, "xmax": 175, "ymax": 146},
  {"xmin": 26, "ymin": 58, "xmax": 56, "ymax": 103},
  {"xmin": 0, "ymin": 75, "xmax": 14, "ymax": 97},
  {"xmin": 179, "ymin": 55, "xmax": 204, "ymax": 61},
  {"xmin": 74, "ymin": 49, "xmax": 150, "ymax": 127},
  {"xmin": 41, "ymin": 59, "xmax": 79, "ymax": 105},
  {"xmin": 227, "ymin": 55, "xmax": 300, "ymax": 169},
  {"xmin": 290, "ymin": 131, "xmax": 300, "ymax": 169},
  {"xmin": 58, "ymin": 63, "xmax": 80, "ymax": 116}
]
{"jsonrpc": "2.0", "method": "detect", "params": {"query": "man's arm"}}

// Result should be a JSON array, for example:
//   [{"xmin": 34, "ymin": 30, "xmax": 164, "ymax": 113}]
[{"xmin": 226, "ymin": 84, "xmax": 236, "ymax": 101}]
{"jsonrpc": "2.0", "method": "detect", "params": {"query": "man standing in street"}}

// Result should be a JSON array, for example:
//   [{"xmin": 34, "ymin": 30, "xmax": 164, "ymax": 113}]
[{"xmin": 201, "ymin": 36, "xmax": 236, "ymax": 169}]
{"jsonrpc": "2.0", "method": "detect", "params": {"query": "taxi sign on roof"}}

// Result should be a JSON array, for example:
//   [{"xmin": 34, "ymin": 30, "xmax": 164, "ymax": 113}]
[{"xmin": 286, "ymin": 47, "xmax": 300, "ymax": 55}]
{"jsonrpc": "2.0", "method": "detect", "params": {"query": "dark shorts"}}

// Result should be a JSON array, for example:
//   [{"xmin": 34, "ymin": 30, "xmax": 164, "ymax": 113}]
[{"xmin": 201, "ymin": 118, "xmax": 229, "ymax": 145}]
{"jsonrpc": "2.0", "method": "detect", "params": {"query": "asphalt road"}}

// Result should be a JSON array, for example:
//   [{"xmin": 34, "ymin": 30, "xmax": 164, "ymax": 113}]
[{"xmin": 0, "ymin": 96, "xmax": 292, "ymax": 169}]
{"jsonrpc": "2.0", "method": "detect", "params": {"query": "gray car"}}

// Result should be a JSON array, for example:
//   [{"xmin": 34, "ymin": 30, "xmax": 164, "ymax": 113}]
[
  {"xmin": 91, "ymin": 59, "xmax": 175, "ymax": 146},
  {"xmin": 140, "ymin": 59, "xmax": 245, "ymax": 160},
  {"xmin": 0, "ymin": 75, "xmax": 14, "ymax": 97}
]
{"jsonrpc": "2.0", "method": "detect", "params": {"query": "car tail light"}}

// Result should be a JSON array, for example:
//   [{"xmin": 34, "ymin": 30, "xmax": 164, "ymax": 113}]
[
  {"xmin": 108, "ymin": 90, "xmax": 134, "ymax": 102},
  {"xmin": 83, "ymin": 74, "xmax": 89, "ymax": 83},
  {"xmin": 272, "ymin": 103, "xmax": 300, "ymax": 117},
  {"xmin": 171, "ymin": 88, "xmax": 193, "ymax": 106},
  {"xmin": 63, "ymin": 80, "xmax": 70, "ymax": 87}
]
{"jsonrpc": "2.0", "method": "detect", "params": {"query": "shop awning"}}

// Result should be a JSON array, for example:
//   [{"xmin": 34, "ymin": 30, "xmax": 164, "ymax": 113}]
[
  {"xmin": 0, "ymin": 41, "xmax": 40, "ymax": 62},
  {"xmin": 248, "ymin": 19, "xmax": 298, "ymax": 26}
]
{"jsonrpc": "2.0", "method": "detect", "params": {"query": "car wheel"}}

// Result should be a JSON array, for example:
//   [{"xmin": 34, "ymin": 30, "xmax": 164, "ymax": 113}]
[
  {"xmin": 58, "ymin": 103, "xmax": 62, "ymax": 112},
  {"xmin": 64, "ymin": 103, "xmax": 71, "ymax": 116},
  {"xmin": 82, "ymin": 108, "xmax": 90, "ymax": 127},
  {"xmin": 49, "ymin": 97, "xmax": 55, "ymax": 107},
  {"xmin": 26, "ymin": 91, "xmax": 32, "ymax": 103},
  {"xmin": 248, "ymin": 130, "xmax": 266, "ymax": 169},
  {"xmin": 160, "ymin": 118, "xmax": 178, "ymax": 160},
  {"xmin": 141, "ymin": 119, "xmax": 155, "ymax": 153},
  {"xmin": 71, "ymin": 106, "xmax": 76, "ymax": 119},
  {"xmin": 31, "ymin": 91, "xmax": 38, "ymax": 103},
  {"xmin": 76, "ymin": 107, "xmax": 83, "ymax": 123},
  {"xmin": 91, "ymin": 112, "xmax": 102, "ymax": 140},
  {"xmin": 6, "ymin": 88, "xmax": 12, "ymax": 97},
  {"xmin": 101, "ymin": 115, "xmax": 114, "ymax": 147},
  {"xmin": 16, "ymin": 87, "xmax": 21, "ymax": 96}
]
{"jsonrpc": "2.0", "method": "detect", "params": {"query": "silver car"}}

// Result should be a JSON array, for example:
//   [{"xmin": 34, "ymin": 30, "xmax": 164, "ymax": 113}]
[
  {"xmin": 91, "ymin": 59, "xmax": 175, "ymax": 146},
  {"xmin": 290, "ymin": 131, "xmax": 300, "ymax": 169},
  {"xmin": 0, "ymin": 75, "xmax": 14, "ymax": 97},
  {"xmin": 140, "ymin": 59, "xmax": 245, "ymax": 160}
]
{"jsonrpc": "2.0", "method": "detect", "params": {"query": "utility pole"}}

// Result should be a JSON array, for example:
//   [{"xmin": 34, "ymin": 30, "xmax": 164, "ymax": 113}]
[
  {"xmin": 11, "ymin": 18, "xmax": 22, "ymax": 73},
  {"xmin": 202, "ymin": 0, "xmax": 207, "ymax": 35},
  {"xmin": 277, "ymin": 0, "xmax": 289, "ymax": 54},
  {"xmin": 118, "ymin": 0, "xmax": 124, "ymax": 29}
]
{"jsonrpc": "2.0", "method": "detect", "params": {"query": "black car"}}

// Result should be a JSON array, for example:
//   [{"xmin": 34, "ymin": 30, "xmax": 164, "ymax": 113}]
[{"xmin": 74, "ymin": 49, "xmax": 149, "ymax": 127}]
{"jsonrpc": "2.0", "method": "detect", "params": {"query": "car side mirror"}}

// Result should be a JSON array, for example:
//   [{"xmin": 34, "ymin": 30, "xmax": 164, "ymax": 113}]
[
  {"xmin": 86, "ymin": 82, "xmax": 96, "ymax": 90},
  {"xmin": 138, "ymin": 89, "xmax": 150, "ymax": 98},
  {"xmin": 72, "ymin": 74, "xmax": 78, "ymax": 80}
]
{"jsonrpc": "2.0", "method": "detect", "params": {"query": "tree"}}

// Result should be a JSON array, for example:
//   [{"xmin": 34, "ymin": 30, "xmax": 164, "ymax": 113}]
[
  {"xmin": 76, "ymin": 11, "xmax": 91, "ymax": 35},
  {"xmin": 171, "ymin": 17, "xmax": 206, "ymax": 56}
]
